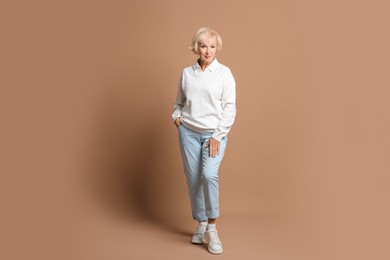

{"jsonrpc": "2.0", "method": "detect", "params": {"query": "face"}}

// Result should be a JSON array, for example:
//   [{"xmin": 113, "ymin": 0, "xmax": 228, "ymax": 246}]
[{"xmin": 197, "ymin": 37, "xmax": 217, "ymax": 64}]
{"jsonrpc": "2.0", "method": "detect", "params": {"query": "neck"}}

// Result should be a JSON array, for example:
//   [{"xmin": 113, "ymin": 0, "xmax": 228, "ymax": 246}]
[{"xmin": 198, "ymin": 58, "xmax": 214, "ymax": 71}]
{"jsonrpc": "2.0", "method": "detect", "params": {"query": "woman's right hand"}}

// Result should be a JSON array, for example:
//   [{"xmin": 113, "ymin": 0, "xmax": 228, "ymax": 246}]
[{"xmin": 174, "ymin": 118, "xmax": 182, "ymax": 128}]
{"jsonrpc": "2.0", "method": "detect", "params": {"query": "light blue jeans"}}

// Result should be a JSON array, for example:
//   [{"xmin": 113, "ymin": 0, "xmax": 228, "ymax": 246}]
[{"xmin": 178, "ymin": 125, "xmax": 228, "ymax": 221}]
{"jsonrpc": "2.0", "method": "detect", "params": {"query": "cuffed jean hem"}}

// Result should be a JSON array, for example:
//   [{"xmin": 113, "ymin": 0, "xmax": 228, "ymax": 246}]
[
  {"xmin": 206, "ymin": 210, "xmax": 220, "ymax": 220},
  {"xmin": 193, "ymin": 210, "xmax": 220, "ymax": 221}
]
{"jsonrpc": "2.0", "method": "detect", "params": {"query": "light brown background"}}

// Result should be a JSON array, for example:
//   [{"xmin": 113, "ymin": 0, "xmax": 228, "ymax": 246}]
[{"xmin": 1, "ymin": 0, "xmax": 389, "ymax": 259}]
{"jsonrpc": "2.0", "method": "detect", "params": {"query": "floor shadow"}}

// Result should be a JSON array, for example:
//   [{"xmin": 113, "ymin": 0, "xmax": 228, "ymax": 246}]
[{"xmin": 85, "ymin": 81, "xmax": 191, "ymax": 239}]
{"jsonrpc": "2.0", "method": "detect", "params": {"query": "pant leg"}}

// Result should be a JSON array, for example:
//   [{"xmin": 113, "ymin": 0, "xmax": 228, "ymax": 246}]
[
  {"xmin": 201, "ymin": 135, "xmax": 228, "ymax": 219},
  {"xmin": 178, "ymin": 126, "xmax": 207, "ymax": 221}
]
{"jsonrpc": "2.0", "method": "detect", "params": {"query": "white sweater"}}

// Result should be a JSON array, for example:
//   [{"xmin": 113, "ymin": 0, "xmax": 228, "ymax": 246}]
[{"xmin": 172, "ymin": 59, "xmax": 236, "ymax": 141}]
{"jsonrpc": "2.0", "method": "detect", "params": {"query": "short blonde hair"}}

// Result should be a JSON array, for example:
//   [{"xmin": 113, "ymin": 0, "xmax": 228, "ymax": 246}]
[{"xmin": 189, "ymin": 27, "xmax": 223, "ymax": 54}]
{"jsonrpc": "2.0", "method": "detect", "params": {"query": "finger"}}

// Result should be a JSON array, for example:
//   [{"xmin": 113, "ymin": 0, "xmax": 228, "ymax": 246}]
[
  {"xmin": 211, "ymin": 140, "xmax": 215, "ymax": 157},
  {"xmin": 212, "ymin": 141, "xmax": 217, "ymax": 158},
  {"xmin": 208, "ymin": 139, "xmax": 215, "ymax": 157},
  {"xmin": 209, "ymin": 139, "xmax": 213, "ymax": 157}
]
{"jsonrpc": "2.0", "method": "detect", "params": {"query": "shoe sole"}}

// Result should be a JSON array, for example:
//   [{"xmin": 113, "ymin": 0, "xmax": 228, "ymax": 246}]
[
  {"xmin": 191, "ymin": 239, "xmax": 206, "ymax": 244},
  {"xmin": 208, "ymin": 247, "xmax": 223, "ymax": 255}
]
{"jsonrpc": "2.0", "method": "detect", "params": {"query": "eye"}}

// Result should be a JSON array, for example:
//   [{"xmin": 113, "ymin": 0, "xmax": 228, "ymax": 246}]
[{"xmin": 211, "ymin": 46, "xmax": 216, "ymax": 48}]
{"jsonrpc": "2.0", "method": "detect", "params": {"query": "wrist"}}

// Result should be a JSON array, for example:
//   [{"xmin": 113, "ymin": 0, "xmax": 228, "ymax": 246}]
[{"xmin": 174, "ymin": 118, "xmax": 181, "ymax": 125}]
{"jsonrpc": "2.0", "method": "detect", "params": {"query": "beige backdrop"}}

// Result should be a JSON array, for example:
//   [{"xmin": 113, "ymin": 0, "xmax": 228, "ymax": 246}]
[{"xmin": 1, "ymin": 0, "xmax": 389, "ymax": 259}]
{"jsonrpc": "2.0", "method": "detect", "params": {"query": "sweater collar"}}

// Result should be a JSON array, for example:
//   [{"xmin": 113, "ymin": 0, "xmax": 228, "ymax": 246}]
[{"xmin": 193, "ymin": 58, "xmax": 220, "ymax": 72}]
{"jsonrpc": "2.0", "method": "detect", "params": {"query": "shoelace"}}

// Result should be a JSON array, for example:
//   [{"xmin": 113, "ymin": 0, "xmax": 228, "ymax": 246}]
[{"xmin": 208, "ymin": 230, "xmax": 221, "ymax": 245}]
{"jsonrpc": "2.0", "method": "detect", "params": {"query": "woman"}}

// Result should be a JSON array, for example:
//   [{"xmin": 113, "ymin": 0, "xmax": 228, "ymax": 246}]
[{"xmin": 172, "ymin": 27, "xmax": 236, "ymax": 255}]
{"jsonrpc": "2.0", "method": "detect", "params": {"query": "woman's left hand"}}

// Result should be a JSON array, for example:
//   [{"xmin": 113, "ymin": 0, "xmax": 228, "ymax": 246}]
[{"xmin": 206, "ymin": 138, "xmax": 220, "ymax": 158}]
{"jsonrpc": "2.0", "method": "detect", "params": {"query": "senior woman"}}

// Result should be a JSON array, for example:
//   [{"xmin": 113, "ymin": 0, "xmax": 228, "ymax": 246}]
[{"xmin": 172, "ymin": 27, "xmax": 236, "ymax": 255}]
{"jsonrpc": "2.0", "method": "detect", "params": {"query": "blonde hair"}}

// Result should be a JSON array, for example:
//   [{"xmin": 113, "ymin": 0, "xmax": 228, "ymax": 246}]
[{"xmin": 189, "ymin": 27, "xmax": 223, "ymax": 55}]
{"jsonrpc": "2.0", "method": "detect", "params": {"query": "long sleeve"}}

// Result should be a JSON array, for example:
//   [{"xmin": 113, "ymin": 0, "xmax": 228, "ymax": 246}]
[
  {"xmin": 172, "ymin": 72, "xmax": 185, "ymax": 122},
  {"xmin": 211, "ymin": 68, "xmax": 236, "ymax": 141}
]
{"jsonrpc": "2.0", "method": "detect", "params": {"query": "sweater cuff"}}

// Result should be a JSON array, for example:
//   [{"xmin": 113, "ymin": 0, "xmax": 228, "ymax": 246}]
[
  {"xmin": 172, "ymin": 115, "xmax": 182, "ymax": 122},
  {"xmin": 211, "ymin": 132, "xmax": 224, "ymax": 142}
]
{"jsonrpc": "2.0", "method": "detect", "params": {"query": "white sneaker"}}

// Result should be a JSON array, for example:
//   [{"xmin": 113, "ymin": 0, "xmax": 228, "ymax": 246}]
[
  {"xmin": 191, "ymin": 223, "xmax": 207, "ymax": 244},
  {"xmin": 206, "ymin": 229, "xmax": 223, "ymax": 254}
]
